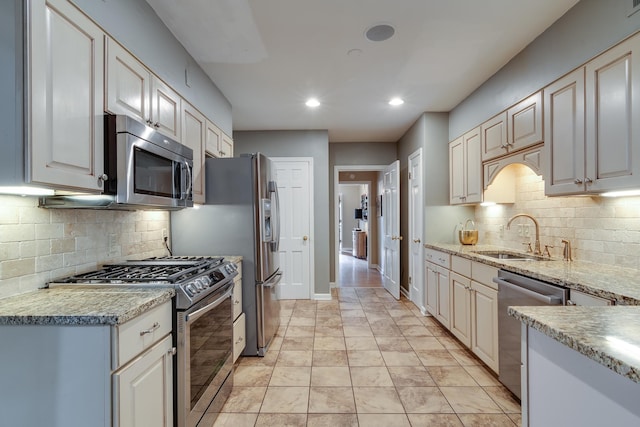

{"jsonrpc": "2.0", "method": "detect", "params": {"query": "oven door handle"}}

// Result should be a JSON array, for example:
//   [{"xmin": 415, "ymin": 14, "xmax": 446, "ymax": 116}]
[{"xmin": 185, "ymin": 284, "xmax": 233, "ymax": 323}]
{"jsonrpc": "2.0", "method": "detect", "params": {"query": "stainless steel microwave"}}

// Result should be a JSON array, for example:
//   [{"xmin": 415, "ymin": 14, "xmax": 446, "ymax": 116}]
[{"xmin": 40, "ymin": 115, "xmax": 193, "ymax": 210}]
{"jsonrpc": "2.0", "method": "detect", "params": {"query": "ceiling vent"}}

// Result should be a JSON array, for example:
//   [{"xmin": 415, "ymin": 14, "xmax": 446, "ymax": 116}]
[
  {"xmin": 629, "ymin": 0, "xmax": 640, "ymax": 17},
  {"xmin": 365, "ymin": 24, "xmax": 395, "ymax": 42}
]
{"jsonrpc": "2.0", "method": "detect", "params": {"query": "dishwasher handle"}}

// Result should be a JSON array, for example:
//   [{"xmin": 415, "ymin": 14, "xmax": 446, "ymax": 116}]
[{"xmin": 493, "ymin": 276, "xmax": 564, "ymax": 305}]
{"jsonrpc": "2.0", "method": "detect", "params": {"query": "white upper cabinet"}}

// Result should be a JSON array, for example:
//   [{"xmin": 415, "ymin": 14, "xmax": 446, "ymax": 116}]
[
  {"xmin": 151, "ymin": 77, "xmax": 182, "ymax": 143},
  {"xmin": 544, "ymin": 68, "xmax": 585, "ymax": 195},
  {"xmin": 507, "ymin": 91, "xmax": 543, "ymax": 153},
  {"xmin": 105, "ymin": 37, "xmax": 152, "ymax": 125},
  {"xmin": 221, "ymin": 132, "xmax": 234, "ymax": 158},
  {"xmin": 481, "ymin": 91, "xmax": 542, "ymax": 162},
  {"xmin": 182, "ymin": 102, "xmax": 206, "ymax": 204},
  {"xmin": 450, "ymin": 126, "xmax": 482, "ymax": 204},
  {"xmin": 205, "ymin": 121, "xmax": 234, "ymax": 158},
  {"xmin": 105, "ymin": 36, "xmax": 182, "ymax": 144},
  {"xmin": 481, "ymin": 112, "xmax": 508, "ymax": 162},
  {"xmin": 545, "ymin": 33, "xmax": 640, "ymax": 195},
  {"xmin": 584, "ymin": 33, "xmax": 640, "ymax": 193},
  {"xmin": 28, "ymin": 0, "xmax": 106, "ymax": 192}
]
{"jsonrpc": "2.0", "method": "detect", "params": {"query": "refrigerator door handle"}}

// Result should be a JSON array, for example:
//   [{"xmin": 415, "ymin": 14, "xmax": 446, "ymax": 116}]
[{"xmin": 269, "ymin": 181, "xmax": 281, "ymax": 252}]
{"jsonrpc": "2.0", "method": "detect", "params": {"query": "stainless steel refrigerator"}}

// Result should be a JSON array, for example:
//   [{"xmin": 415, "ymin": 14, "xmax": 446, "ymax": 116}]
[{"xmin": 171, "ymin": 153, "xmax": 281, "ymax": 356}]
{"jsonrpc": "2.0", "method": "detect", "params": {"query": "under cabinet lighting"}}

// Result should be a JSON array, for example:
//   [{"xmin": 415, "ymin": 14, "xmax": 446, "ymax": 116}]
[
  {"xmin": 600, "ymin": 189, "xmax": 640, "ymax": 198},
  {"xmin": 480, "ymin": 201, "xmax": 497, "ymax": 207},
  {"xmin": 0, "ymin": 186, "xmax": 54, "ymax": 196}
]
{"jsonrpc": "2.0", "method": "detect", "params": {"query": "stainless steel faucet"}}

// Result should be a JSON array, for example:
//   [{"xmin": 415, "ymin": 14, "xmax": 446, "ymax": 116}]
[{"xmin": 507, "ymin": 213, "xmax": 542, "ymax": 255}]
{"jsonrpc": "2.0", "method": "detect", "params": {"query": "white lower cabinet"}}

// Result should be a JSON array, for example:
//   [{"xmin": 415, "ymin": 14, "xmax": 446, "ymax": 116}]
[
  {"xmin": 0, "ymin": 300, "xmax": 173, "ymax": 427},
  {"xmin": 113, "ymin": 334, "xmax": 174, "ymax": 427},
  {"xmin": 470, "ymin": 280, "xmax": 499, "ymax": 372},
  {"xmin": 449, "ymin": 271, "xmax": 472, "ymax": 347},
  {"xmin": 425, "ymin": 249, "xmax": 451, "ymax": 329},
  {"xmin": 233, "ymin": 312, "xmax": 247, "ymax": 362},
  {"xmin": 427, "ymin": 252, "xmax": 499, "ymax": 374},
  {"xmin": 232, "ymin": 261, "xmax": 245, "ymax": 362}
]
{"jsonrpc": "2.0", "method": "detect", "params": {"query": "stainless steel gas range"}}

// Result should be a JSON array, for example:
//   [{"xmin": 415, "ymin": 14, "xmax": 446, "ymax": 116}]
[{"xmin": 49, "ymin": 256, "xmax": 238, "ymax": 427}]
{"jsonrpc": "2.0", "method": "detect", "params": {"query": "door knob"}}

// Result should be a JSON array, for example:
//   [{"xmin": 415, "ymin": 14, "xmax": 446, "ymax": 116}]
[
  {"xmin": 303, "ymin": 236, "xmax": 308, "ymax": 241},
  {"xmin": 398, "ymin": 236, "xmax": 403, "ymax": 241}
]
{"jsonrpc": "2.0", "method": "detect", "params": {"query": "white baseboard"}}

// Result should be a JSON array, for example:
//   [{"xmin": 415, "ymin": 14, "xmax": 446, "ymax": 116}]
[
  {"xmin": 376, "ymin": 265, "xmax": 383, "ymax": 273},
  {"xmin": 400, "ymin": 287, "xmax": 410, "ymax": 299},
  {"xmin": 314, "ymin": 293, "xmax": 332, "ymax": 301}
]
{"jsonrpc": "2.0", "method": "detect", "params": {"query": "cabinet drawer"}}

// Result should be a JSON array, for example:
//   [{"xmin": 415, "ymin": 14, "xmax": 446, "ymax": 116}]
[
  {"xmin": 472, "ymin": 261, "xmax": 498, "ymax": 290},
  {"xmin": 425, "ymin": 248, "xmax": 450, "ymax": 269},
  {"xmin": 568, "ymin": 290, "xmax": 614, "ymax": 306},
  {"xmin": 451, "ymin": 255, "xmax": 472, "ymax": 278},
  {"xmin": 113, "ymin": 301, "xmax": 172, "ymax": 369},
  {"xmin": 233, "ymin": 278, "xmax": 243, "ymax": 320},
  {"xmin": 233, "ymin": 312, "xmax": 246, "ymax": 363}
]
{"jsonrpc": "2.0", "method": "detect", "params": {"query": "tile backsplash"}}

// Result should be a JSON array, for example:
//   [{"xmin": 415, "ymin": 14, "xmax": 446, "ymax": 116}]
[
  {"xmin": 0, "ymin": 195, "xmax": 170, "ymax": 298},
  {"xmin": 474, "ymin": 165, "xmax": 640, "ymax": 270}
]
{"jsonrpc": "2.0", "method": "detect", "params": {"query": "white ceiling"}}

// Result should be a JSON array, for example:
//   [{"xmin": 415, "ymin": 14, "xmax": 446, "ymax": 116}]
[{"xmin": 147, "ymin": 0, "xmax": 579, "ymax": 143}]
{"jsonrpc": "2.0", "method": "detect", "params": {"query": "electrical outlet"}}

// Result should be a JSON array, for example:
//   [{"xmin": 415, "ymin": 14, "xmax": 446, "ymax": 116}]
[
  {"xmin": 499, "ymin": 225, "xmax": 504, "ymax": 238},
  {"xmin": 162, "ymin": 228, "xmax": 168, "ymax": 239},
  {"xmin": 524, "ymin": 224, "xmax": 530, "ymax": 237},
  {"xmin": 517, "ymin": 224, "xmax": 523, "ymax": 236}
]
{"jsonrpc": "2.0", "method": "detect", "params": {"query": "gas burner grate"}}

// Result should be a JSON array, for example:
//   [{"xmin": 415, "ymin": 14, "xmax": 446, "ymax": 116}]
[{"xmin": 61, "ymin": 256, "xmax": 224, "ymax": 284}]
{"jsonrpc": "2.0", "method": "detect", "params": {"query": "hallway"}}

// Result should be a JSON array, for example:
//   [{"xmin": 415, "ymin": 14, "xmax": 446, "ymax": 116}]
[
  {"xmin": 215, "ymin": 288, "xmax": 521, "ymax": 427},
  {"xmin": 337, "ymin": 254, "xmax": 383, "ymax": 288}
]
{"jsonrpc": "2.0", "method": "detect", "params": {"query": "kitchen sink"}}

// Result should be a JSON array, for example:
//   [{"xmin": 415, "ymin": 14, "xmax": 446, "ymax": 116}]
[{"xmin": 472, "ymin": 250, "xmax": 549, "ymax": 261}]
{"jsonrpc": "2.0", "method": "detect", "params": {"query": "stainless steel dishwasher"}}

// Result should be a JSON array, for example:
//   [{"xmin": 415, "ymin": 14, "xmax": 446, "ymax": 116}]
[{"xmin": 494, "ymin": 270, "xmax": 568, "ymax": 400}]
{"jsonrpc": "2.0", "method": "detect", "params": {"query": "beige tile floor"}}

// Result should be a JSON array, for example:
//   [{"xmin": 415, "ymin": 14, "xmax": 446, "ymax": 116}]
[{"xmin": 214, "ymin": 288, "xmax": 521, "ymax": 427}]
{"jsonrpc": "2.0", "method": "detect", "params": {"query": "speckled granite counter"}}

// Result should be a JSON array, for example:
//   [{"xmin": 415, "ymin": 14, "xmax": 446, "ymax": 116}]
[
  {"xmin": 509, "ymin": 305, "xmax": 640, "ymax": 383},
  {"xmin": 0, "ymin": 286, "xmax": 174, "ymax": 326},
  {"xmin": 424, "ymin": 243, "xmax": 640, "ymax": 305}
]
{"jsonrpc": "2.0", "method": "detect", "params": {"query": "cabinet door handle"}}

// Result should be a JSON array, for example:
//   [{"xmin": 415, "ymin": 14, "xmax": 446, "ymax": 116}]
[
  {"xmin": 235, "ymin": 337, "xmax": 244, "ymax": 344},
  {"xmin": 168, "ymin": 347, "xmax": 177, "ymax": 356},
  {"xmin": 413, "ymin": 239, "xmax": 421, "ymax": 243},
  {"xmin": 139, "ymin": 322, "xmax": 160, "ymax": 336},
  {"xmin": 567, "ymin": 300, "xmax": 577, "ymax": 306},
  {"xmin": 234, "ymin": 299, "xmax": 241, "ymax": 305},
  {"xmin": 585, "ymin": 177, "xmax": 593, "ymax": 184},
  {"xmin": 574, "ymin": 178, "xmax": 583, "ymax": 184}
]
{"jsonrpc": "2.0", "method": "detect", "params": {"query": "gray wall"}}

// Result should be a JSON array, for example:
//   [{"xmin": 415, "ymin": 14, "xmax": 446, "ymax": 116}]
[
  {"xmin": 450, "ymin": 0, "xmax": 640, "ymax": 139},
  {"xmin": 328, "ymin": 142, "xmax": 398, "ymax": 282},
  {"xmin": 233, "ymin": 130, "xmax": 330, "ymax": 296},
  {"xmin": 72, "ymin": 0, "xmax": 232, "ymax": 134},
  {"xmin": 397, "ymin": 113, "xmax": 473, "ymax": 292}
]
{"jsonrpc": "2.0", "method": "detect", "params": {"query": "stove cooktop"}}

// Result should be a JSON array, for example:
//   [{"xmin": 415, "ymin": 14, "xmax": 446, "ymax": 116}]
[
  {"xmin": 58, "ymin": 256, "xmax": 224, "ymax": 284},
  {"xmin": 49, "ymin": 256, "xmax": 237, "ymax": 309}
]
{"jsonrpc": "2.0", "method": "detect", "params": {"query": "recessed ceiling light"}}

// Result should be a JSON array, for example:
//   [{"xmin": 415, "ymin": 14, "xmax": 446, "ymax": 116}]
[
  {"xmin": 365, "ymin": 24, "xmax": 395, "ymax": 42},
  {"xmin": 305, "ymin": 98, "xmax": 320, "ymax": 108},
  {"xmin": 389, "ymin": 97, "xmax": 404, "ymax": 106}
]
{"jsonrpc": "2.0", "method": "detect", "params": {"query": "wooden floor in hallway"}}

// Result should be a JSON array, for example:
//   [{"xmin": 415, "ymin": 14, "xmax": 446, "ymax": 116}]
[{"xmin": 338, "ymin": 254, "xmax": 383, "ymax": 288}]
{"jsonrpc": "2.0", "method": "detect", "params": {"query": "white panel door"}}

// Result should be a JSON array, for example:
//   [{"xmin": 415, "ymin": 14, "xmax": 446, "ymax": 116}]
[
  {"xmin": 408, "ymin": 149, "xmax": 424, "ymax": 311},
  {"xmin": 382, "ymin": 160, "xmax": 400, "ymax": 300},
  {"xmin": 273, "ymin": 158, "xmax": 313, "ymax": 299}
]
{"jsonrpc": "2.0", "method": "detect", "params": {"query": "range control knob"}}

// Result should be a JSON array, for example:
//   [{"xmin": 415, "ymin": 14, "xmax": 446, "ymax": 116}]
[
  {"xmin": 199, "ymin": 277, "xmax": 211, "ymax": 289},
  {"xmin": 185, "ymin": 284, "xmax": 196, "ymax": 296}
]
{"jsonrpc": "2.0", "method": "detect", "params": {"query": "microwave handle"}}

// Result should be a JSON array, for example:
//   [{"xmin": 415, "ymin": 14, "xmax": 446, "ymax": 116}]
[{"xmin": 183, "ymin": 161, "xmax": 192, "ymax": 200}]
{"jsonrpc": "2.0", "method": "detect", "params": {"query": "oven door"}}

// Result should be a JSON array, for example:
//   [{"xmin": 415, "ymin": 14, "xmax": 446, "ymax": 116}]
[{"xmin": 176, "ymin": 281, "xmax": 233, "ymax": 427}]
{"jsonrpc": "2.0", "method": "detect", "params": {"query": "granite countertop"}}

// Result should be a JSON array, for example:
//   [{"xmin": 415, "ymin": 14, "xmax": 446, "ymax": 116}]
[
  {"xmin": 424, "ymin": 243, "xmax": 640, "ymax": 305},
  {"xmin": 0, "ymin": 286, "xmax": 174, "ymax": 326},
  {"xmin": 509, "ymin": 305, "xmax": 640, "ymax": 384}
]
